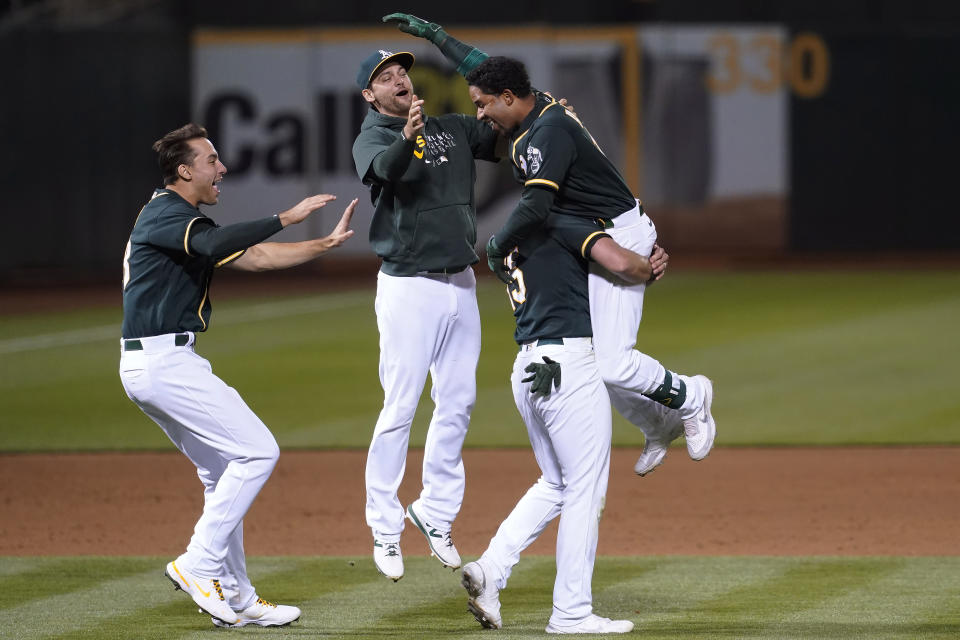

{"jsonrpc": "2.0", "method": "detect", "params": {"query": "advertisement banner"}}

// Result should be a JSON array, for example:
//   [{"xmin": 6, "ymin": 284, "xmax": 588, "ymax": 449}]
[{"xmin": 193, "ymin": 25, "xmax": 792, "ymax": 253}]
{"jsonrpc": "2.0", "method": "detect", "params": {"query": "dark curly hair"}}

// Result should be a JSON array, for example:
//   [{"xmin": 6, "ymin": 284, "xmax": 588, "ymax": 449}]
[
  {"xmin": 152, "ymin": 123, "xmax": 208, "ymax": 185},
  {"xmin": 465, "ymin": 56, "xmax": 532, "ymax": 98}
]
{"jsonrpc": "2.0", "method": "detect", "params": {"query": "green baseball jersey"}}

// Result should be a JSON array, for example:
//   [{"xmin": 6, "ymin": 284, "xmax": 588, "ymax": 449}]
[
  {"xmin": 352, "ymin": 109, "xmax": 498, "ymax": 276},
  {"xmin": 506, "ymin": 214, "xmax": 610, "ymax": 345},
  {"xmin": 509, "ymin": 96, "xmax": 636, "ymax": 218},
  {"xmin": 121, "ymin": 189, "xmax": 247, "ymax": 338}
]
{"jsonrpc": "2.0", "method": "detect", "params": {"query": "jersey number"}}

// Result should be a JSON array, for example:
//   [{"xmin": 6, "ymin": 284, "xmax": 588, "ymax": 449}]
[{"xmin": 506, "ymin": 251, "xmax": 527, "ymax": 310}]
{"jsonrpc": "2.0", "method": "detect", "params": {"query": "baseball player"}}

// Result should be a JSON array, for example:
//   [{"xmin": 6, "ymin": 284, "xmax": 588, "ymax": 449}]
[
  {"xmin": 455, "ymin": 135, "xmax": 654, "ymax": 633},
  {"xmin": 351, "ymin": 50, "xmax": 500, "ymax": 581},
  {"xmin": 457, "ymin": 55, "xmax": 716, "ymax": 636},
  {"xmin": 119, "ymin": 123, "xmax": 356, "ymax": 628},
  {"xmin": 385, "ymin": 14, "xmax": 708, "ymax": 474}
]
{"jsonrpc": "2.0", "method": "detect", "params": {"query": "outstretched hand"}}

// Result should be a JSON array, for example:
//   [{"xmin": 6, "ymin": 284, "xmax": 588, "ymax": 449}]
[
  {"xmin": 321, "ymin": 198, "xmax": 357, "ymax": 250},
  {"xmin": 382, "ymin": 13, "xmax": 447, "ymax": 45},
  {"xmin": 278, "ymin": 194, "xmax": 337, "ymax": 227}
]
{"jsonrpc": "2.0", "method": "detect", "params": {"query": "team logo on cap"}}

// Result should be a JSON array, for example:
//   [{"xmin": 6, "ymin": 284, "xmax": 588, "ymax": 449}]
[{"xmin": 379, "ymin": 50, "xmax": 394, "ymax": 59}]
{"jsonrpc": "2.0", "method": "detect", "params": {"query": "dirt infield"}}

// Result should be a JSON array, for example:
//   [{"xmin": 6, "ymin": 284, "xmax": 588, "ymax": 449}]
[{"xmin": 1, "ymin": 447, "xmax": 957, "ymax": 557}]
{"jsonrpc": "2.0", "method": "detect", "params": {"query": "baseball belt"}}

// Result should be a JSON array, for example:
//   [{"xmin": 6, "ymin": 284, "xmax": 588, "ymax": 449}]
[{"xmin": 123, "ymin": 333, "xmax": 190, "ymax": 351}]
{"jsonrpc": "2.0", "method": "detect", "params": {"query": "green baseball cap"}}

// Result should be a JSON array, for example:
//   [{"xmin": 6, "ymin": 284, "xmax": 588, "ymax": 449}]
[{"xmin": 357, "ymin": 49, "xmax": 415, "ymax": 89}]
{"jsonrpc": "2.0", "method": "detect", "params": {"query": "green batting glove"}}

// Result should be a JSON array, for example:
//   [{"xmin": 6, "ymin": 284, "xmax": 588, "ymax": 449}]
[
  {"xmin": 522, "ymin": 356, "xmax": 562, "ymax": 396},
  {"xmin": 486, "ymin": 236, "xmax": 513, "ymax": 284},
  {"xmin": 382, "ymin": 13, "xmax": 448, "ymax": 46}
]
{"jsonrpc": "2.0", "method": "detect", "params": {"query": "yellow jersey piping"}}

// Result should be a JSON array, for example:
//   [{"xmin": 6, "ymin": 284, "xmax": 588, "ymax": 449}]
[
  {"xmin": 581, "ymin": 231, "xmax": 607, "ymax": 258},
  {"xmin": 524, "ymin": 178, "xmax": 559, "ymax": 190},
  {"xmin": 510, "ymin": 101, "xmax": 559, "ymax": 169},
  {"xmin": 215, "ymin": 249, "xmax": 246, "ymax": 268},
  {"xmin": 183, "ymin": 217, "xmax": 204, "ymax": 256}
]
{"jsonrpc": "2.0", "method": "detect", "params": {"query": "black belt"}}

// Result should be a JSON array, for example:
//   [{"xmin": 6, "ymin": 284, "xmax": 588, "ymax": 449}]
[
  {"xmin": 422, "ymin": 264, "xmax": 470, "ymax": 275},
  {"xmin": 123, "ymin": 333, "xmax": 190, "ymax": 351},
  {"xmin": 536, "ymin": 338, "xmax": 564, "ymax": 345}
]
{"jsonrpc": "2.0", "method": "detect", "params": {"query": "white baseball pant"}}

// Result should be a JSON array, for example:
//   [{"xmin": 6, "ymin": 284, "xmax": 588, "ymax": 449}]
[
  {"xmin": 365, "ymin": 267, "xmax": 481, "ymax": 540},
  {"xmin": 119, "ymin": 332, "xmax": 276, "ymax": 611},
  {"xmin": 589, "ymin": 202, "xmax": 694, "ymax": 438},
  {"xmin": 479, "ymin": 338, "xmax": 611, "ymax": 627}
]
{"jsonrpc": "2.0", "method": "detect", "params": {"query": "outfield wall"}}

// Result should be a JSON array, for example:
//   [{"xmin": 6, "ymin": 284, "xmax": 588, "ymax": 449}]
[
  {"xmin": 189, "ymin": 25, "xmax": 789, "ymax": 255},
  {"xmin": 1, "ymin": 17, "xmax": 957, "ymax": 280}
]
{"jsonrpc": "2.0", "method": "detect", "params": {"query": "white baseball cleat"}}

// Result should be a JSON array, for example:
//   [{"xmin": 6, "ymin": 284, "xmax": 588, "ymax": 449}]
[
  {"xmin": 211, "ymin": 597, "xmax": 301, "ymax": 627},
  {"xmin": 406, "ymin": 502, "xmax": 461, "ymax": 569},
  {"xmin": 634, "ymin": 420, "xmax": 684, "ymax": 476},
  {"xmin": 546, "ymin": 614, "xmax": 634, "ymax": 634},
  {"xmin": 461, "ymin": 560, "xmax": 502, "ymax": 629},
  {"xmin": 682, "ymin": 375, "xmax": 716, "ymax": 461},
  {"xmin": 373, "ymin": 539, "xmax": 404, "ymax": 581},
  {"xmin": 164, "ymin": 560, "xmax": 238, "ymax": 624},
  {"xmin": 634, "ymin": 435, "xmax": 669, "ymax": 476}
]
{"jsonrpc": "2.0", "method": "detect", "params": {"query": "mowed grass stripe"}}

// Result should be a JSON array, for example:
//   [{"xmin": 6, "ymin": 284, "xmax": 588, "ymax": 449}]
[
  {"xmin": 617, "ymin": 556, "xmax": 789, "ymax": 631},
  {"xmin": 678, "ymin": 296, "xmax": 960, "ymax": 445},
  {"xmin": 3, "ymin": 557, "xmax": 960, "ymax": 639},
  {"xmin": 0, "ymin": 292, "xmax": 370, "ymax": 355},
  {"xmin": 2, "ymin": 270, "xmax": 959, "ymax": 449},
  {"xmin": 1, "ymin": 565, "xmax": 176, "ymax": 639},
  {"xmin": 685, "ymin": 558, "xmax": 900, "ymax": 632},
  {"xmin": 0, "ymin": 557, "xmax": 157, "ymax": 610},
  {"xmin": 9, "ymin": 558, "xmax": 345, "ymax": 640},
  {"xmin": 766, "ymin": 557, "xmax": 960, "ymax": 640},
  {"xmin": 44, "ymin": 557, "xmax": 378, "ymax": 640},
  {"xmin": 292, "ymin": 557, "xmax": 470, "ymax": 636}
]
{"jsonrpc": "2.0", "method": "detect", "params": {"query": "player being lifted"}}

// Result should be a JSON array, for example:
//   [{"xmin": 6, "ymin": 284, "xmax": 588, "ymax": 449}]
[
  {"xmin": 385, "ymin": 13, "xmax": 717, "ymax": 476},
  {"xmin": 120, "ymin": 123, "xmax": 356, "ymax": 629}
]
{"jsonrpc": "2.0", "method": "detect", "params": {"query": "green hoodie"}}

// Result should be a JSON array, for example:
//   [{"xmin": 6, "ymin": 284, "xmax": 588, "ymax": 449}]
[{"xmin": 352, "ymin": 108, "xmax": 498, "ymax": 276}]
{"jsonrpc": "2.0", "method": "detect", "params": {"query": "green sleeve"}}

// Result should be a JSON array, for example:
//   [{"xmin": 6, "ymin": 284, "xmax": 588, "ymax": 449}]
[
  {"xmin": 437, "ymin": 34, "xmax": 489, "ymax": 76},
  {"xmin": 188, "ymin": 216, "xmax": 283, "ymax": 260},
  {"xmin": 493, "ymin": 186, "xmax": 555, "ymax": 251},
  {"xmin": 370, "ymin": 136, "xmax": 418, "ymax": 182},
  {"xmin": 352, "ymin": 127, "xmax": 396, "ymax": 185}
]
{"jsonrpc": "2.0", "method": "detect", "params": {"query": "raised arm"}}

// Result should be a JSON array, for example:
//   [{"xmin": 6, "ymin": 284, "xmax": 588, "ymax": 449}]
[
  {"xmin": 382, "ymin": 13, "xmax": 488, "ymax": 75},
  {"xmin": 368, "ymin": 95, "xmax": 426, "ymax": 182}
]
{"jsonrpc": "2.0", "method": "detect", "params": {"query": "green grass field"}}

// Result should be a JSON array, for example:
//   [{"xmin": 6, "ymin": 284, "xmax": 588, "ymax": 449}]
[
  {"xmin": 2, "ymin": 556, "xmax": 959, "ymax": 639},
  {"xmin": 2, "ymin": 269, "xmax": 959, "ymax": 639},
  {"xmin": 1, "ymin": 270, "xmax": 958, "ymax": 451}
]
